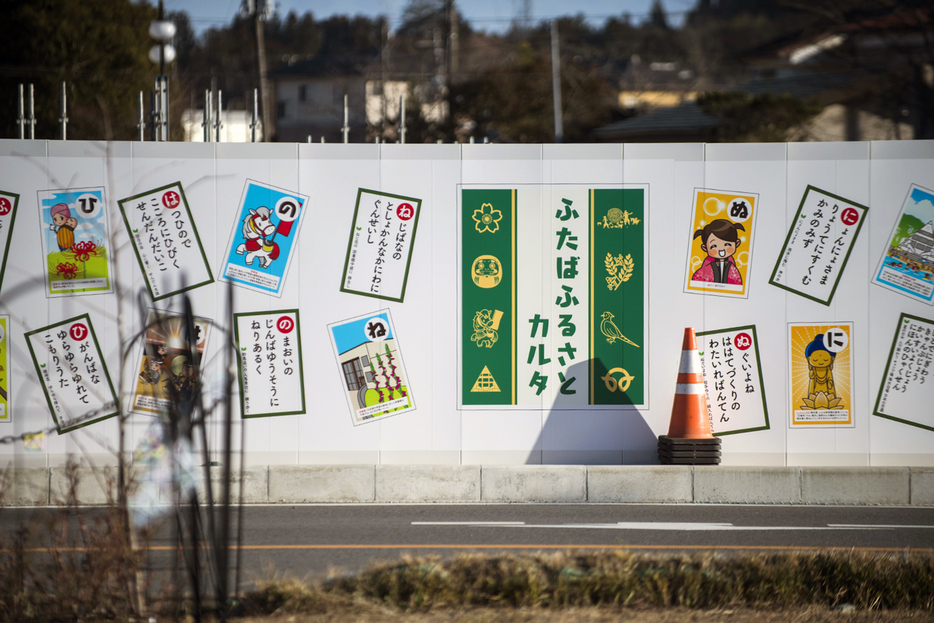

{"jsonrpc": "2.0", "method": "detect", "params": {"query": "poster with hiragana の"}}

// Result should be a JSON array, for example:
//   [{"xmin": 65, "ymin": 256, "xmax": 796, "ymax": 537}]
[
  {"xmin": 235, "ymin": 310, "xmax": 305, "ymax": 418},
  {"xmin": 788, "ymin": 322, "xmax": 854, "ymax": 428}
]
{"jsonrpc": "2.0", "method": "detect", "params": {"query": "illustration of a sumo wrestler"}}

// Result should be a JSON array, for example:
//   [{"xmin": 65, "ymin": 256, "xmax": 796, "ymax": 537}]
[{"xmin": 471, "ymin": 255, "xmax": 502, "ymax": 289}]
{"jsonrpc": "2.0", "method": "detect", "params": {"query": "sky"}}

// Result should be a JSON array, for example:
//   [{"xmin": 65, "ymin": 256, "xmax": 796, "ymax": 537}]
[{"xmin": 166, "ymin": 0, "xmax": 696, "ymax": 36}]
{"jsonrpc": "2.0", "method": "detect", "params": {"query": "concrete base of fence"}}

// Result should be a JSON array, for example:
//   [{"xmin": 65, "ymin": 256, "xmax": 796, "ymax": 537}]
[{"xmin": 4, "ymin": 465, "xmax": 931, "ymax": 507}]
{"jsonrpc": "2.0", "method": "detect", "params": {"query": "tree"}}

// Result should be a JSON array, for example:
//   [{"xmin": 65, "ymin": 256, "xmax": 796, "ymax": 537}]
[
  {"xmin": 649, "ymin": 0, "xmax": 670, "ymax": 30},
  {"xmin": 698, "ymin": 91, "xmax": 822, "ymax": 141}
]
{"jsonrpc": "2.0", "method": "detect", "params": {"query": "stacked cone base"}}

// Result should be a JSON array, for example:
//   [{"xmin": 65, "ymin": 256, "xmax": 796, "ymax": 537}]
[{"xmin": 657, "ymin": 435, "xmax": 722, "ymax": 465}]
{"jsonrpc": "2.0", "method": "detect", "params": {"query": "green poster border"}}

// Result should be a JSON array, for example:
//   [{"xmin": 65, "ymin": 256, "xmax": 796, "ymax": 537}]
[
  {"xmin": 24, "ymin": 313, "xmax": 119, "ymax": 434},
  {"xmin": 117, "ymin": 181, "xmax": 214, "ymax": 302},
  {"xmin": 339, "ymin": 188, "xmax": 423, "ymax": 303},
  {"xmin": 697, "ymin": 324, "xmax": 770, "ymax": 436},
  {"xmin": 0, "ymin": 315, "xmax": 10, "ymax": 423},
  {"xmin": 872, "ymin": 312, "xmax": 934, "ymax": 432},
  {"xmin": 234, "ymin": 309, "xmax": 306, "ymax": 419},
  {"xmin": 0, "ymin": 191, "xmax": 20, "ymax": 296},
  {"xmin": 768, "ymin": 185, "xmax": 869, "ymax": 306}
]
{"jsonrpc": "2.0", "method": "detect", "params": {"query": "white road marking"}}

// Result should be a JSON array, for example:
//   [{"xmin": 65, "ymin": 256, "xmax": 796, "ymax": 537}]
[{"xmin": 412, "ymin": 521, "xmax": 934, "ymax": 531}]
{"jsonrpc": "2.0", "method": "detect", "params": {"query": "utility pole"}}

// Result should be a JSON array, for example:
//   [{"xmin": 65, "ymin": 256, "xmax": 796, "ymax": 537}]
[
  {"xmin": 242, "ymin": 0, "xmax": 272, "ymax": 141},
  {"xmin": 551, "ymin": 20, "xmax": 564, "ymax": 143}
]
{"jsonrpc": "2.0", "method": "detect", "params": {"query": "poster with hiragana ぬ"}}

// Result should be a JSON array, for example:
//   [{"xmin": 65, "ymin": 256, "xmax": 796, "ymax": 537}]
[
  {"xmin": 684, "ymin": 188, "xmax": 758, "ymax": 299},
  {"xmin": 220, "ymin": 180, "xmax": 309, "ymax": 297},
  {"xmin": 25, "ymin": 314, "xmax": 118, "ymax": 433},
  {"xmin": 874, "ymin": 313, "xmax": 934, "ymax": 432},
  {"xmin": 235, "ymin": 310, "xmax": 305, "ymax": 418},
  {"xmin": 769, "ymin": 186, "xmax": 868, "ymax": 306},
  {"xmin": 872, "ymin": 184, "xmax": 934, "ymax": 305},
  {"xmin": 37, "ymin": 187, "xmax": 114, "ymax": 297},
  {"xmin": 327, "ymin": 310, "xmax": 415, "ymax": 425},
  {"xmin": 340, "ymin": 189, "xmax": 422, "ymax": 303},
  {"xmin": 0, "ymin": 190, "xmax": 19, "ymax": 296},
  {"xmin": 118, "ymin": 182, "xmax": 213, "ymax": 301},
  {"xmin": 697, "ymin": 325, "xmax": 769, "ymax": 436},
  {"xmin": 0, "ymin": 315, "xmax": 10, "ymax": 423},
  {"xmin": 787, "ymin": 322, "xmax": 854, "ymax": 428},
  {"xmin": 130, "ymin": 309, "xmax": 210, "ymax": 416}
]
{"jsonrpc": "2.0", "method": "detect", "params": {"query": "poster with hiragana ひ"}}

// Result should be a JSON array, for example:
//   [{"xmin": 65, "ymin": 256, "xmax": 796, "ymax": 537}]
[
  {"xmin": 872, "ymin": 184, "xmax": 934, "ymax": 305},
  {"xmin": 0, "ymin": 315, "xmax": 10, "ymax": 423},
  {"xmin": 787, "ymin": 322, "xmax": 854, "ymax": 428},
  {"xmin": 37, "ymin": 187, "xmax": 114, "ymax": 297},
  {"xmin": 130, "ymin": 309, "xmax": 210, "ymax": 416},
  {"xmin": 684, "ymin": 188, "xmax": 758, "ymax": 299},
  {"xmin": 220, "ymin": 180, "xmax": 309, "ymax": 297},
  {"xmin": 874, "ymin": 313, "xmax": 934, "ymax": 432},
  {"xmin": 328, "ymin": 310, "xmax": 415, "ymax": 425},
  {"xmin": 0, "ymin": 190, "xmax": 19, "ymax": 296}
]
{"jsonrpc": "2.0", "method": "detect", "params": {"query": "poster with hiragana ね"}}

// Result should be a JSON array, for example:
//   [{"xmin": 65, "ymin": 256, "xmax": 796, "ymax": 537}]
[
  {"xmin": 697, "ymin": 325, "xmax": 769, "ymax": 436},
  {"xmin": 788, "ymin": 322, "xmax": 854, "ymax": 428},
  {"xmin": 220, "ymin": 180, "xmax": 309, "ymax": 297},
  {"xmin": 872, "ymin": 184, "xmax": 934, "ymax": 305},
  {"xmin": 874, "ymin": 313, "xmax": 934, "ymax": 432},
  {"xmin": 684, "ymin": 188, "xmax": 758, "ymax": 299},
  {"xmin": 37, "ymin": 187, "xmax": 114, "ymax": 297},
  {"xmin": 328, "ymin": 310, "xmax": 415, "ymax": 425},
  {"xmin": 0, "ymin": 315, "xmax": 10, "ymax": 423},
  {"xmin": 235, "ymin": 310, "xmax": 305, "ymax": 418},
  {"xmin": 0, "ymin": 190, "xmax": 19, "ymax": 296}
]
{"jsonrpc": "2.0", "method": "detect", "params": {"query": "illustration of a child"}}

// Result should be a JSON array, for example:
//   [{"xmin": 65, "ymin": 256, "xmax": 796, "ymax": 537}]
[
  {"xmin": 691, "ymin": 219, "xmax": 745, "ymax": 285},
  {"xmin": 49, "ymin": 203, "xmax": 78, "ymax": 251}
]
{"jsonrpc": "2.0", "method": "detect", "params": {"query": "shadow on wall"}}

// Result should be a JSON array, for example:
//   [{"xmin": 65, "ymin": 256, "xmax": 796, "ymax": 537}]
[{"xmin": 525, "ymin": 358, "xmax": 658, "ymax": 466}]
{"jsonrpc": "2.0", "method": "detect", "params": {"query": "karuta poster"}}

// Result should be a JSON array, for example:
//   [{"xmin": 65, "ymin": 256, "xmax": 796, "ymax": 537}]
[
  {"xmin": 328, "ymin": 310, "xmax": 415, "ymax": 425},
  {"xmin": 25, "ymin": 314, "xmax": 118, "ymax": 433},
  {"xmin": 235, "ymin": 310, "xmax": 305, "ymax": 418},
  {"xmin": 340, "ymin": 188, "xmax": 421, "ymax": 303},
  {"xmin": 872, "ymin": 184, "xmax": 934, "ymax": 305},
  {"xmin": 130, "ymin": 310, "xmax": 210, "ymax": 416},
  {"xmin": 0, "ymin": 190, "xmax": 19, "ymax": 295},
  {"xmin": 220, "ymin": 180, "xmax": 309, "ymax": 297},
  {"xmin": 874, "ymin": 313, "xmax": 934, "ymax": 432},
  {"xmin": 697, "ymin": 325, "xmax": 769, "ymax": 436},
  {"xmin": 118, "ymin": 182, "xmax": 213, "ymax": 301},
  {"xmin": 684, "ymin": 188, "xmax": 758, "ymax": 299},
  {"xmin": 769, "ymin": 186, "xmax": 868, "ymax": 306},
  {"xmin": 788, "ymin": 322, "xmax": 854, "ymax": 428},
  {"xmin": 460, "ymin": 185, "xmax": 648, "ymax": 409},
  {"xmin": 37, "ymin": 187, "xmax": 114, "ymax": 297},
  {"xmin": 0, "ymin": 315, "xmax": 9, "ymax": 423}
]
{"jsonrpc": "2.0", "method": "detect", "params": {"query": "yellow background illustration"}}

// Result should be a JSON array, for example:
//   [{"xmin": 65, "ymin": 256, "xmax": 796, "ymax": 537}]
[
  {"xmin": 685, "ymin": 189, "xmax": 757, "ymax": 297},
  {"xmin": 789, "ymin": 323, "xmax": 853, "ymax": 426}
]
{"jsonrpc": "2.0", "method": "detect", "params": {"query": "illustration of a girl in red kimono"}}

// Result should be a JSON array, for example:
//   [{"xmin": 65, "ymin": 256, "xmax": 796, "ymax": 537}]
[{"xmin": 691, "ymin": 219, "xmax": 745, "ymax": 285}]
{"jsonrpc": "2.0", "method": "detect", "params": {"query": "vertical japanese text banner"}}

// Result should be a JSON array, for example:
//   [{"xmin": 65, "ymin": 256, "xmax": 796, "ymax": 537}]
[{"xmin": 235, "ymin": 310, "xmax": 305, "ymax": 418}]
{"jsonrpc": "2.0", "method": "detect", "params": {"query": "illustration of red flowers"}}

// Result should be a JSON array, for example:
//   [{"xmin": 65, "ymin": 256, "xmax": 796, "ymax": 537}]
[{"xmin": 55, "ymin": 262, "xmax": 79, "ymax": 280}]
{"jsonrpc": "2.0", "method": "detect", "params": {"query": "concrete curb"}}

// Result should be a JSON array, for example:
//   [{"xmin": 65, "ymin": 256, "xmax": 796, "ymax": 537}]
[{"xmin": 3, "ymin": 465, "xmax": 932, "ymax": 506}]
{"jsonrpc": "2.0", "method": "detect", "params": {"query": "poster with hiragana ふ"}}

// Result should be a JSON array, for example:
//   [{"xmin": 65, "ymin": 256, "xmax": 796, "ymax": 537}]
[
  {"xmin": 787, "ymin": 322, "xmax": 854, "ymax": 428},
  {"xmin": 684, "ymin": 188, "xmax": 758, "ymax": 299},
  {"xmin": 130, "ymin": 309, "xmax": 210, "ymax": 416},
  {"xmin": 874, "ymin": 313, "xmax": 934, "ymax": 432},
  {"xmin": 220, "ymin": 180, "xmax": 309, "ymax": 297},
  {"xmin": 872, "ymin": 184, "xmax": 934, "ymax": 305},
  {"xmin": 37, "ymin": 187, "xmax": 114, "ymax": 297},
  {"xmin": 327, "ymin": 310, "xmax": 415, "ymax": 425},
  {"xmin": 0, "ymin": 190, "xmax": 19, "ymax": 296},
  {"xmin": 0, "ymin": 315, "xmax": 10, "ymax": 423}
]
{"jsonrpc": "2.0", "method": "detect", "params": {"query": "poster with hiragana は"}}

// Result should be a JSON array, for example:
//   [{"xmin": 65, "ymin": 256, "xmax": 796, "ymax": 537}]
[
  {"xmin": 24, "ymin": 314, "xmax": 118, "ymax": 433},
  {"xmin": 770, "ymin": 186, "xmax": 868, "ymax": 306},
  {"xmin": 235, "ymin": 310, "xmax": 305, "ymax": 418},
  {"xmin": 220, "ymin": 180, "xmax": 309, "ymax": 298},
  {"xmin": 874, "ymin": 313, "xmax": 934, "ymax": 432},
  {"xmin": 872, "ymin": 184, "xmax": 934, "ymax": 305},
  {"xmin": 340, "ymin": 189, "xmax": 422, "ymax": 303},
  {"xmin": 0, "ymin": 190, "xmax": 19, "ymax": 296},
  {"xmin": 328, "ymin": 310, "xmax": 415, "ymax": 425},
  {"xmin": 697, "ymin": 325, "xmax": 769, "ymax": 436},
  {"xmin": 787, "ymin": 322, "xmax": 854, "ymax": 428},
  {"xmin": 0, "ymin": 316, "xmax": 10, "ymax": 423},
  {"xmin": 130, "ymin": 309, "xmax": 211, "ymax": 416},
  {"xmin": 37, "ymin": 187, "xmax": 114, "ymax": 297},
  {"xmin": 118, "ymin": 182, "xmax": 213, "ymax": 301},
  {"xmin": 684, "ymin": 188, "xmax": 759, "ymax": 299}
]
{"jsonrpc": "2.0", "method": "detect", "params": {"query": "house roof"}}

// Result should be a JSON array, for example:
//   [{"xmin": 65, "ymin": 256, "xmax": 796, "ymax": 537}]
[{"xmin": 270, "ymin": 53, "xmax": 377, "ymax": 79}]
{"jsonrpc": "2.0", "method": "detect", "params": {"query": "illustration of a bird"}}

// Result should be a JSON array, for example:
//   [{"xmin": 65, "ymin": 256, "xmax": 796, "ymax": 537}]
[{"xmin": 600, "ymin": 311, "xmax": 640, "ymax": 348}]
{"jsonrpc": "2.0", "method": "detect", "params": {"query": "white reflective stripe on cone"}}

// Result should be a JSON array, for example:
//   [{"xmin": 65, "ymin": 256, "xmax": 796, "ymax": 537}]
[
  {"xmin": 678, "ymin": 349, "xmax": 702, "ymax": 374},
  {"xmin": 675, "ymin": 383, "xmax": 705, "ymax": 395}
]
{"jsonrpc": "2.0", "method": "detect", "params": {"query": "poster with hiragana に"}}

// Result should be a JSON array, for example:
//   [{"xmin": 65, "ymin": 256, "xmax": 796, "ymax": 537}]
[
  {"xmin": 327, "ymin": 310, "xmax": 415, "ymax": 425},
  {"xmin": 874, "ymin": 313, "xmax": 934, "ymax": 432},
  {"xmin": 0, "ymin": 315, "xmax": 10, "ymax": 423},
  {"xmin": 787, "ymin": 322, "xmax": 854, "ymax": 428},
  {"xmin": 0, "ymin": 190, "xmax": 19, "ymax": 296},
  {"xmin": 697, "ymin": 325, "xmax": 769, "ymax": 436},
  {"xmin": 684, "ymin": 188, "xmax": 758, "ymax": 299},
  {"xmin": 340, "ymin": 189, "xmax": 422, "ymax": 303},
  {"xmin": 872, "ymin": 184, "xmax": 934, "ymax": 305},
  {"xmin": 235, "ymin": 310, "xmax": 305, "ymax": 418},
  {"xmin": 25, "ymin": 314, "xmax": 118, "ymax": 433},
  {"xmin": 37, "ymin": 187, "xmax": 114, "ymax": 297},
  {"xmin": 220, "ymin": 180, "xmax": 309, "ymax": 298},
  {"xmin": 117, "ymin": 182, "xmax": 213, "ymax": 301},
  {"xmin": 130, "ymin": 309, "xmax": 210, "ymax": 416}
]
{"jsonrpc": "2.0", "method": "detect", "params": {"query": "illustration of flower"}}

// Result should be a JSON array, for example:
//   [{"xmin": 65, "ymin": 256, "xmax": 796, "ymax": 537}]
[
  {"xmin": 472, "ymin": 203, "xmax": 502, "ymax": 234},
  {"xmin": 799, "ymin": 392, "xmax": 843, "ymax": 410},
  {"xmin": 55, "ymin": 262, "xmax": 79, "ymax": 280}
]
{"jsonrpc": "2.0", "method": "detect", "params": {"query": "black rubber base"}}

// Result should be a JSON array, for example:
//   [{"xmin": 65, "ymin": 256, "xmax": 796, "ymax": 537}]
[{"xmin": 657, "ymin": 435, "xmax": 722, "ymax": 465}]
